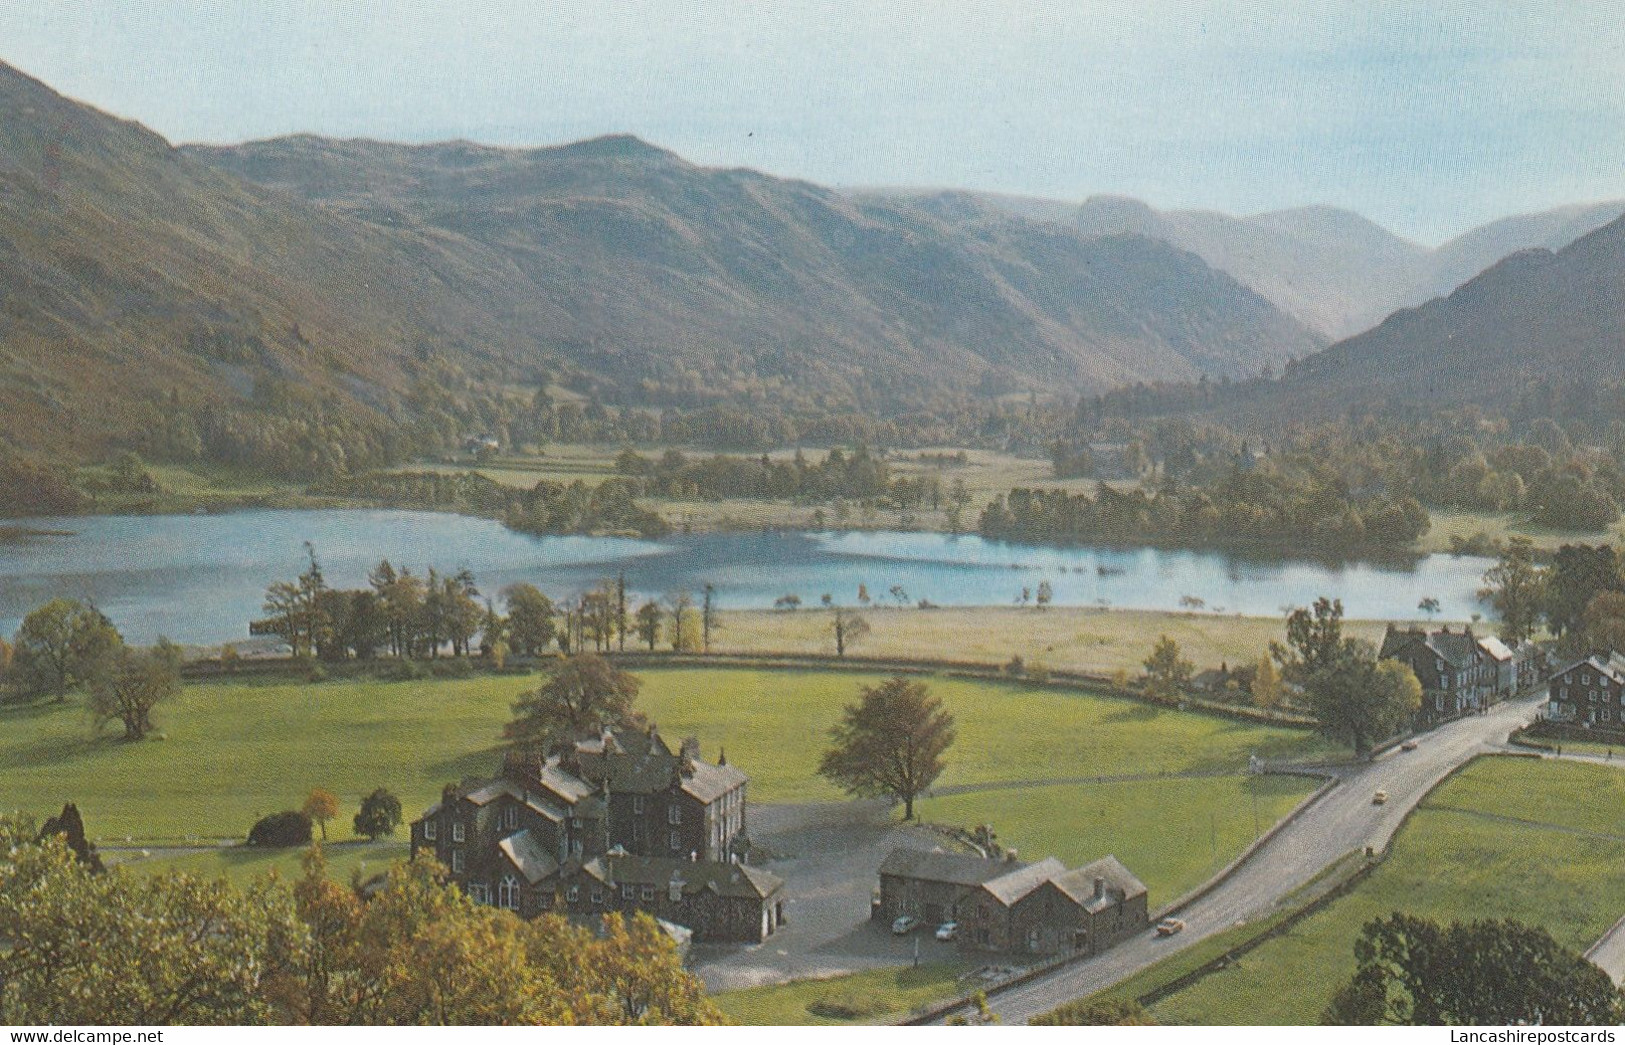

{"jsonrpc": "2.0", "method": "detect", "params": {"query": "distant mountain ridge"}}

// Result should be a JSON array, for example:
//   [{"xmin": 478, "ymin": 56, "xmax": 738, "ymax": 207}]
[
  {"xmin": 868, "ymin": 188, "xmax": 1625, "ymax": 340},
  {"xmin": 1237, "ymin": 211, "xmax": 1625, "ymax": 420}
]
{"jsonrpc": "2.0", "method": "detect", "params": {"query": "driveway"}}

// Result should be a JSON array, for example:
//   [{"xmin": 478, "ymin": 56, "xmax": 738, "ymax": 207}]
[
  {"xmin": 693, "ymin": 798, "xmax": 967, "ymax": 992},
  {"xmin": 970, "ymin": 693, "xmax": 1547, "ymax": 1025}
]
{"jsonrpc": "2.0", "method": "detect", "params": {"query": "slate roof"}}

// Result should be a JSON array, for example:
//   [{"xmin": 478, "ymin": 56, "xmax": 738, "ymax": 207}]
[
  {"xmin": 1477, "ymin": 636, "xmax": 1515, "ymax": 663},
  {"xmin": 878, "ymin": 847, "xmax": 1020, "ymax": 887},
  {"xmin": 585, "ymin": 855, "xmax": 784, "ymax": 899},
  {"xmin": 498, "ymin": 829, "xmax": 560, "ymax": 885},
  {"xmin": 1381, "ymin": 626, "xmax": 1483, "ymax": 670},
  {"xmin": 681, "ymin": 760, "xmax": 748, "ymax": 803},
  {"xmin": 1552, "ymin": 655, "xmax": 1625, "ymax": 687},
  {"xmin": 1050, "ymin": 855, "xmax": 1149, "ymax": 913},
  {"xmin": 980, "ymin": 857, "xmax": 1067, "ymax": 906}
]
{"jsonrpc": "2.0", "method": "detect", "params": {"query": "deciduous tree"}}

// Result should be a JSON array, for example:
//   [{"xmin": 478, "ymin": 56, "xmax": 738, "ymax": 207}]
[
  {"xmin": 87, "ymin": 638, "xmax": 180, "ymax": 741},
  {"xmin": 502, "ymin": 583, "xmax": 557, "ymax": 658},
  {"xmin": 302, "ymin": 789, "xmax": 340, "ymax": 842},
  {"xmin": 505, "ymin": 654, "xmax": 643, "ymax": 755},
  {"xmin": 1142, "ymin": 635, "xmax": 1194, "ymax": 698},
  {"xmin": 353, "ymin": 788, "xmax": 403, "ymax": 841},
  {"xmin": 818, "ymin": 676, "xmax": 955, "ymax": 819},
  {"xmin": 1478, "ymin": 537, "xmax": 1545, "ymax": 644}
]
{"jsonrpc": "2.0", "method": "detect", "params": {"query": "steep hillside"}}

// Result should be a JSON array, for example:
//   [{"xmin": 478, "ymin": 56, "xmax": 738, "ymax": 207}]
[
  {"xmin": 0, "ymin": 61, "xmax": 561, "ymax": 464},
  {"xmin": 188, "ymin": 136, "xmax": 1324, "ymax": 401},
  {"xmin": 1252, "ymin": 213, "xmax": 1625, "ymax": 418}
]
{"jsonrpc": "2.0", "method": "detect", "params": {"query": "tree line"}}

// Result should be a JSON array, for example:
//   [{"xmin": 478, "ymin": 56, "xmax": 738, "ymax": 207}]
[
  {"xmin": 0, "ymin": 818, "xmax": 720, "ymax": 1025},
  {"xmin": 980, "ymin": 468, "xmax": 1430, "ymax": 554},
  {"xmin": 1480, "ymin": 538, "xmax": 1625, "ymax": 654}
]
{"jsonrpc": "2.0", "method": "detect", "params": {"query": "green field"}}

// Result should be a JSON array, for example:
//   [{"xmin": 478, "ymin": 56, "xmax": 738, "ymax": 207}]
[
  {"xmin": 0, "ymin": 666, "xmax": 1331, "ymax": 847},
  {"xmin": 915, "ymin": 773, "xmax": 1320, "ymax": 906},
  {"xmin": 1149, "ymin": 757, "xmax": 1625, "ymax": 1025},
  {"xmin": 713, "ymin": 963, "xmax": 970, "ymax": 1026},
  {"xmin": 112, "ymin": 839, "xmax": 407, "ymax": 885}
]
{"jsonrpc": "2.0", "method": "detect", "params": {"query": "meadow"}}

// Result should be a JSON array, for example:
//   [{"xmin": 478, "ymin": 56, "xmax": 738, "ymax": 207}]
[
  {"xmin": 714, "ymin": 606, "xmax": 1394, "ymax": 678},
  {"xmin": 1148, "ymin": 756, "xmax": 1625, "ymax": 1025},
  {"xmin": 0, "ymin": 665, "xmax": 1331, "ymax": 880},
  {"xmin": 712, "ymin": 963, "xmax": 971, "ymax": 1026}
]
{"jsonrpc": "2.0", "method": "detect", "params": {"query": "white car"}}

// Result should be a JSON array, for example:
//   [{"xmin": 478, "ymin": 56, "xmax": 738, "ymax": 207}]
[
  {"xmin": 891, "ymin": 914, "xmax": 920, "ymax": 935},
  {"xmin": 935, "ymin": 921, "xmax": 960, "ymax": 941}
]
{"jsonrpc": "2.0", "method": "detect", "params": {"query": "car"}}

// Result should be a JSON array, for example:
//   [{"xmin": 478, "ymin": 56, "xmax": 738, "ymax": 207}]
[
  {"xmin": 891, "ymin": 915, "xmax": 920, "ymax": 935},
  {"xmin": 1155, "ymin": 918, "xmax": 1185, "ymax": 937},
  {"xmin": 935, "ymin": 921, "xmax": 960, "ymax": 941},
  {"xmin": 1373, "ymin": 790, "xmax": 1389, "ymax": 805},
  {"xmin": 1401, "ymin": 740, "xmax": 1419, "ymax": 752}
]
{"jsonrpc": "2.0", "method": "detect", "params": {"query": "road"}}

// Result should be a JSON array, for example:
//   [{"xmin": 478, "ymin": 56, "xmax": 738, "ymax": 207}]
[{"xmin": 967, "ymin": 693, "xmax": 1547, "ymax": 1025}]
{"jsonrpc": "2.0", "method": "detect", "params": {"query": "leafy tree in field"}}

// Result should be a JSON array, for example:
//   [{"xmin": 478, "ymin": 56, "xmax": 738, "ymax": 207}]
[
  {"xmin": 1251, "ymin": 655, "xmax": 1284, "ymax": 709},
  {"xmin": 502, "ymin": 583, "xmax": 557, "ymax": 658},
  {"xmin": 1545, "ymin": 544, "xmax": 1625, "ymax": 644},
  {"xmin": 1031, "ymin": 997, "xmax": 1156, "ymax": 1025},
  {"xmin": 1273, "ymin": 599, "xmax": 1419, "ymax": 756},
  {"xmin": 352, "ymin": 788, "xmax": 402, "ymax": 841},
  {"xmin": 246, "ymin": 811, "xmax": 312, "ymax": 848},
  {"xmin": 666, "ymin": 592, "xmax": 695, "ymax": 652},
  {"xmin": 9, "ymin": 598, "xmax": 123, "ymax": 701},
  {"xmin": 1323, "ymin": 913, "xmax": 1624, "ymax": 1026},
  {"xmin": 505, "ymin": 654, "xmax": 643, "ymax": 755},
  {"xmin": 87, "ymin": 638, "xmax": 181, "ymax": 741},
  {"xmin": 302, "ymin": 789, "xmax": 340, "ymax": 842},
  {"xmin": 818, "ymin": 676, "xmax": 955, "ymax": 819},
  {"xmin": 1035, "ymin": 580, "xmax": 1053, "ymax": 609},
  {"xmin": 830, "ymin": 606, "xmax": 870, "ymax": 657},
  {"xmin": 1142, "ymin": 635, "xmax": 1194, "ymax": 698},
  {"xmin": 1477, "ymin": 537, "xmax": 1546, "ymax": 644},
  {"xmin": 1581, "ymin": 591, "xmax": 1625, "ymax": 657},
  {"xmin": 635, "ymin": 600, "xmax": 662, "ymax": 650},
  {"xmin": 1417, "ymin": 597, "xmax": 1441, "ymax": 619}
]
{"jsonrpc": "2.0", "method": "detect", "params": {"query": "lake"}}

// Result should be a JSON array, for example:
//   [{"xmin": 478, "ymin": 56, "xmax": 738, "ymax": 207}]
[{"xmin": 0, "ymin": 509, "xmax": 1494, "ymax": 645}]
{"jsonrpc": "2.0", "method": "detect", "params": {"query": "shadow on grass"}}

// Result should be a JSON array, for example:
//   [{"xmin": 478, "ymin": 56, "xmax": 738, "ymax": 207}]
[
  {"xmin": 422, "ymin": 743, "xmax": 506, "ymax": 782},
  {"xmin": 1099, "ymin": 702, "xmax": 1162, "ymax": 724}
]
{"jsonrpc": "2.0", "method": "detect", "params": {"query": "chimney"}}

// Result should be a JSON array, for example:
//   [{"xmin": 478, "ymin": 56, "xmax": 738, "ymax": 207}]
[
  {"xmin": 1004, "ymin": 848, "xmax": 1019, "ymax": 863},
  {"xmin": 1094, "ymin": 876, "xmax": 1107, "ymax": 902}
]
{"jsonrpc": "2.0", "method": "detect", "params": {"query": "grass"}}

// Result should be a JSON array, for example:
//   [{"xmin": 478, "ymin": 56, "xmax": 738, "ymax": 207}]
[
  {"xmin": 714, "ymin": 606, "xmax": 1395, "ymax": 678},
  {"xmin": 0, "ymin": 664, "xmax": 1331, "ymax": 859},
  {"xmin": 1418, "ymin": 509, "xmax": 1625, "ymax": 555},
  {"xmin": 112, "ymin": 839, "xmax": 407, "ymax": 885},
  {"xmin": 1149, "ymin": 757, "xmax": 1625, "ymax": 1025},
  {"xmin": 914, "ymin": 773, "xmax": 1320, "ymax": 907},
  {"xmin": 712, "ymin": 963, "xmax": 970, "ymax": 1026}
]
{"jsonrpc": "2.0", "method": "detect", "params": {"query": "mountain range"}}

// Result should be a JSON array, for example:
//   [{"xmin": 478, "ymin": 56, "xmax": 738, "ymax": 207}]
[
  {"xmin": 873, "ymin": 189, "xmax": 1624, "ymax": 341},
  {"xmin": 1, "ymin": 55, "xmax": 1621, "ymax": 464}
]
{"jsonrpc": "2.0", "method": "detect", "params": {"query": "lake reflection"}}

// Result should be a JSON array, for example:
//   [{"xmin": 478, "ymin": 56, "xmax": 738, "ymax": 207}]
[{"xmin": 0, "ymin": 510, "xmax": 1493, "ymax": 645}]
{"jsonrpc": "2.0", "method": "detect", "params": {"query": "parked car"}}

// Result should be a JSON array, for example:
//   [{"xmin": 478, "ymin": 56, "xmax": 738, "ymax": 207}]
[
  {"xmin": 935, "ymin": 921, "xmax": 960, "ymax": 941},
  {"xmin": 1155, "ymin": 918, "xmax": 1185, "ymax": 937},
  {"xmin": 891, "ymin": 914, "xmax": 920, "ymax": 935},
  {"xmin": 1372, "ymin": 790, "xmax": 1389, "ymax": 805},
  {"xmin": 1400, "ymin": 740, "xmax": 1419, "ymax": 752}
]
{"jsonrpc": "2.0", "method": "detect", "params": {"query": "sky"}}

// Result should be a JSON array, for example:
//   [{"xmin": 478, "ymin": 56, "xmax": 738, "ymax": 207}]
[{"xmin": 2, "ymin": 1, "xmax": 1622, "ymax": 244}]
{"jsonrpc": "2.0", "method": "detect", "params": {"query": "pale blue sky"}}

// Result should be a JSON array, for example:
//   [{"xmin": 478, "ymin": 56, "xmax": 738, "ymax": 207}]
[{"xmin": 3, "ymin": 1, "xmax": 1622, "ymax": 243}]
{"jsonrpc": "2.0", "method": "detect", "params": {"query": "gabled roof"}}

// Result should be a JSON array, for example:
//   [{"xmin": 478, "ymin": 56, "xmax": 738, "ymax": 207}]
[
  {"xmin": 589, "ymin": 854, "xmax": 784, "ymax": 899},
  {"xmin": 1382, "ymin": 626, "xmax": 1482, "ymax": 670},
  {"xmin": 1477, "ymin": 636, "xmax": 1515, "ymax": 663},
  {"xmin": 1551, "ymin": 654, "xmax": 1625, "ymax": 687},
  {"xmin": 1050, "ymin": 855, "xmax": 1148, "ymax": 912},
  {"xmin": 878, "ymin": 847, "xmax": 1018, "ymax": 888},
  {"xmin": 681, "ymin": 760, "xmax": 748, "ymax": 803},
  {"xmin": 981, "ymin": 857, "xmax": 1067, "ymax": 906},
  {"xmin": 498, "ymin": 830, "xmax": 560, "ymax": 885}
]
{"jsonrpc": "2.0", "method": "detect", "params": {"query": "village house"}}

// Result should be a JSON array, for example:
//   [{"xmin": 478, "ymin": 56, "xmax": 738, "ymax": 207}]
[
  {"xmin": 1546, "ymin": 653, "xmax": 1625, "ymax": 729},
  {"xmin": 1379, "ymin": 624, "xmax": 1505, "ymax": 721},
  {"xmin": 408, "ymin": 725, "xmax": 782, "ymax": 943},
  {"xmin": 875, "ymin": 847, "xmax": 1148, "ymax": 957}
]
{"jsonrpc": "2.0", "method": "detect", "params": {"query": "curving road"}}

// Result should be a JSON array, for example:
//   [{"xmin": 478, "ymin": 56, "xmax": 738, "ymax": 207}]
[{"xmin": 969, "ymin": 693, "xmax": 1547, "ymax": 1025}]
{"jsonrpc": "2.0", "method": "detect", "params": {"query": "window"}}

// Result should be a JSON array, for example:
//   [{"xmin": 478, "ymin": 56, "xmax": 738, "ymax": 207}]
[
  {"xmin": 498, "ymin": 875, "xmax": 520, "ymax": 910},
  {"xmin": 503, "ymin": 806, "xmax": 518, "ymax": 830},
  {"xmin": 622, "ymin": 883, "xmax": 636, "ymax": 900},
  {"xmin": 669, "ymin": 830, "xmax": 681, "ymax": 851},
  {"xmin": 468, "ymin": 883, "xmax": 490, "ymax": 904},
  {"xmin": 633, "ymin": 796, "xmax": 646, "ymax": 814},
  {"xmin": 451, "ymin": 849, "xmax": 465, "ymax": 873},
  {"xmin": 423, "ymin": 819, "xmax": 438, "ymax": 841},
  {"xmin": 567, "ymin": 885, "xmax": 580, "ymax": 903},
  {"xmin": 668, "ymin": 806, "xmax": 682, "ymax": 825},
  {"xmin": 590, "ymin": 887, "xmax": 603, "ymax": 904},
  {"xmin": 452, "ymin": 821, "xmax": 465, "ymax": 843},
  {"xmin": 641, "ymin": 885, "xmax": 656, "ymax": 902}
]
